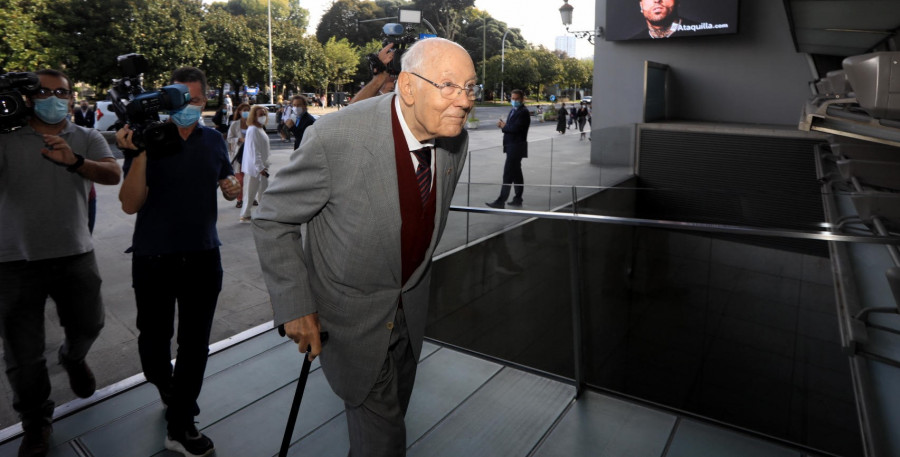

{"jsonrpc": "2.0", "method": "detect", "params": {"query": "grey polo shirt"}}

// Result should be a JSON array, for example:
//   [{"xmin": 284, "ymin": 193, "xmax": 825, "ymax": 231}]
[{"xmin": 0, "ymin": 121, "xmax": 114, "ymax": 262}]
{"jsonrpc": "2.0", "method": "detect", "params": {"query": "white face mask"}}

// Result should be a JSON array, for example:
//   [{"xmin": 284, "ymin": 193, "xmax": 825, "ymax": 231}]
[{"xmin": 257, "ymin": 115, "xmax": 267, "ymax": 125}]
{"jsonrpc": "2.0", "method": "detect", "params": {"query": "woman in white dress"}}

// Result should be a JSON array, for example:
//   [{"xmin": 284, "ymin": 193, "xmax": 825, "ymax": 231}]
[
  {"xmin": 227, "ymin": 103, "xmax": 251, "ymax": 208},
  {"xmin": 239, "ymin": 105, "xmax": 271, "ymax": 221}
]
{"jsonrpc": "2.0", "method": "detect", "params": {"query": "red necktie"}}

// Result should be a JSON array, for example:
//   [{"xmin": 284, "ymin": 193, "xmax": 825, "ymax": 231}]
[{"xmin": 412, "ymin": 147, "xmax": 432, "ymax": 205}]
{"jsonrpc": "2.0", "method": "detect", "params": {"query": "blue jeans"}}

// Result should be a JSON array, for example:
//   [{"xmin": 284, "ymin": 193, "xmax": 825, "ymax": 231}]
[
  {"xmin": 132, "ymin": 248, "xmax": 222, "ymax": 429},
  {"xmin": 0, "ymin": 251, "xmax": 104, "ymax": 430}
]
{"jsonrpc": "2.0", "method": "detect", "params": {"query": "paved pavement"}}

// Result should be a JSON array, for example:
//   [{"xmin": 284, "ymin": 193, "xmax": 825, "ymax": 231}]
[{"xmin": 0, "ymin": 104, "xmax": 607, "ymax": 429}]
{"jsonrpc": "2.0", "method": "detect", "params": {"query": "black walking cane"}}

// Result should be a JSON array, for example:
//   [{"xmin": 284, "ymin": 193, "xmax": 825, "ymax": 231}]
[{"xmin": 277, "ymin": 325, "xmax": 328, "ymax": 457}]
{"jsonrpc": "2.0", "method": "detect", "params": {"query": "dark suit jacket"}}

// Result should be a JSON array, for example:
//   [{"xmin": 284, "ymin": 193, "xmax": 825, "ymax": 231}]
[
  {"xmin": 73, "ymin": 109, "xmax": 95, "ymax": 128},
  {"xmin": 502, "ymin": 105, "xmax": 530, "ymax": 158},
  {"xmin": 290, "ymin": 111, "xmax": 316, "ymax": 142}
]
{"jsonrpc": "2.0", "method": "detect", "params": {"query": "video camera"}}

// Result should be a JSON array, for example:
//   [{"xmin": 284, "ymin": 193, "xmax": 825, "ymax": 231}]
[
  {"xmin": 380, "ymin": 23, "xmax": 419, "ymax": 76},
  {"xmin": 108, "ymin": 53, "xmax": 190, "ymax": 157},
  {"xmin": 0, "ymin": 71, "xmax": 39, "ymax": 134}
]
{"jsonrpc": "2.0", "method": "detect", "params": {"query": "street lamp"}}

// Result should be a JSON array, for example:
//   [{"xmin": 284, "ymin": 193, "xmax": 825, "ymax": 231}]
[
  {"xmin": 500, "ymin": 28, "xmax": 511, "ymax": 101},
  {"xmin": 559, "ymin": 0, "xmax": 603, "ymax": 44},
  {"xmin": 267, "ymin": 0, "xmax": 274, "ymax": 104}
]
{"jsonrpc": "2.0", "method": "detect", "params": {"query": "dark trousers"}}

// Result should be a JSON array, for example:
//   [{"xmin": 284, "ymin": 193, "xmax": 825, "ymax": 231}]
[
  {"xmin": 345, "ymin": 308, "xmax": 417, "ymax": 457},
  {"xmin": 132, "ymin": 248, "xmax": 222, "ymax": 429},
  {"xmin": 0, "ymin": 252, "xmax": 104, "ymax": 430},
  {"xmin": 498, "ymin": 152, "xmax": 524, "ymax": 202}
]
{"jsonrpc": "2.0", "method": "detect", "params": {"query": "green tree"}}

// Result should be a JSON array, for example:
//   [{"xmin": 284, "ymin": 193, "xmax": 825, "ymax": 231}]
[
  {"xmin": 322, "ymin": 37, "xmax": 360, "ymax": 97},
  {"xmin": 316, "ymin": 0, "xmax": 388, "ymax": 47},
  {"xmin": 560, "ymin": 57, "xmax": 591, "ymax": 99},
  {"xmin": 0, "ymin": 0, "xmax": 63, "ymax": 71},
  {"xmin": 529, "ymin": 47, "xmax": 563, "ymax": 96},
  {"xmin": 456, "ymin": 9, "xmax": 528, "ymax": 78},
  {"xmin": 492, "ymin": 49, "xmax": 540, "ymax": 97},
  {"xmin": 411, "ymin": 0, "xmax": 474, "ymax": 40},
  {"xmin": 201, "ymin": 7, "xmax": 258, "ymax": 104}
]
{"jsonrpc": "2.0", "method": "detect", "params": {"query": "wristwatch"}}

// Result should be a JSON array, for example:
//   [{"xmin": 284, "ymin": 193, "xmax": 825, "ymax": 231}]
[{"xmin": 66, "ymin": 153, "xmax": 85, "ymax": 173}]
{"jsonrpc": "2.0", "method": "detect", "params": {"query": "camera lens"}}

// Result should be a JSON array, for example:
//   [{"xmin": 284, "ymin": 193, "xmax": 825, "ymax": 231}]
[{"xmin": 0, "ymin": 94, "xmax": 21, "ymax": 117}]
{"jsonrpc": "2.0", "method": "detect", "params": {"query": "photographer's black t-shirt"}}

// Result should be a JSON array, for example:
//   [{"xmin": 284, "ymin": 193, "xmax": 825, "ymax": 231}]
[{"xmin": 124, "ymin": 125, "xmax": 233, "ymax": 256}]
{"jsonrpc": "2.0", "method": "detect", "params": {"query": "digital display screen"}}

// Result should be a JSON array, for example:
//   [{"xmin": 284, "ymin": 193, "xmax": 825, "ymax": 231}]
[{"xmin": 605, "ymin": 0, "xmax": 739, "ymax": 41}]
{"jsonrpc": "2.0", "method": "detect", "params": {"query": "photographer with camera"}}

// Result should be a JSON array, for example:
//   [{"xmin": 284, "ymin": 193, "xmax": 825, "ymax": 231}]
[
  {"xmin": 117, "ymin": 66, "xmax": 240, "ymax": 457},
  {"xmin": 0, "ymin": 68, "xmax": 121, "ymax": 457},
  {"xmin": 351, "ymin": 43, "xmax": 397, "ymax": 105}
]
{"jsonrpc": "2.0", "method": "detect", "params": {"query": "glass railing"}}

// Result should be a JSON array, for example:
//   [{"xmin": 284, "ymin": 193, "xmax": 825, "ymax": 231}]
[{"xmin": 427, "ymin": 140, "xmax": 899, "ymax": 457}]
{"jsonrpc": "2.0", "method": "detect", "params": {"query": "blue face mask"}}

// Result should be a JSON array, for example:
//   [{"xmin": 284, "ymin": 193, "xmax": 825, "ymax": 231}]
[
  {"xmin": 511, "ymin": 100, "xmax": 522, "ymax": 109},
  {"xmin": 241, "ymin": 111, "xmax": 249, "ymax": 119},
  {"xmin": 33, "ymin": 96, "xmax": 70, "ymax": 124},
  {"xmin": 171, "ymin": 104, "xmax": 203, "ymax": 127}
]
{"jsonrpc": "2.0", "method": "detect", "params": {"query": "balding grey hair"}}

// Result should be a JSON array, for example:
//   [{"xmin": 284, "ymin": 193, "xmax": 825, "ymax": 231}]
[{"xmin": 400, "ymin": 37, "xmax": 468, "ymax": 75}]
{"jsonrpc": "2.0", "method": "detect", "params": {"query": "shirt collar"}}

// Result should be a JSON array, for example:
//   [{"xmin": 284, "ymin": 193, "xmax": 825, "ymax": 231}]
[{"xmin": 393, "ymin": 95, "xmax": 433, "ymax": 151}]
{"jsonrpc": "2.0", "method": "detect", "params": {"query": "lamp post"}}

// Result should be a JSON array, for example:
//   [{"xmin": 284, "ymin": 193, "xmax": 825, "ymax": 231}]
[
  {"xmin": 500, "ymin": 28, "xmax": 511, "ymax": 102},
  {"xmin": 482, "ymin": 13, "xmax": 487, "ymax": 97},
  {"xmin": 559, "ymin": 0, "xmax": 603, "ymax": 44},
  {"xmin": 267, "ymin": 0, "xmax": 274, "ymax": 104}
]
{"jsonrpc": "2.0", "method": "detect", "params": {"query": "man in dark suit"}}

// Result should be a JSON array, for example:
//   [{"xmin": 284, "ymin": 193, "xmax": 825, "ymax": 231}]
[
  {"xmin": 285, "ymin": 95, "xmax": 316, "ymax": 150},
  {"xmin": 253, "ymin": 37, "xmax": 474, "ymax": 456},
  {"xmin": 72, "ymin": 101, "xmax": 95, "ymax": 128},
  {"xmin": 487, "ymin": 89, "xmax": 530, "ymax": 209}
]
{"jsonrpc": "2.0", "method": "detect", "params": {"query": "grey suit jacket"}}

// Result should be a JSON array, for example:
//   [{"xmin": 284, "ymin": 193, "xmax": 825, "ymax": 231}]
[{"xmin": 252, "ymin": 94, "xmax": 468, "ymax": 406}]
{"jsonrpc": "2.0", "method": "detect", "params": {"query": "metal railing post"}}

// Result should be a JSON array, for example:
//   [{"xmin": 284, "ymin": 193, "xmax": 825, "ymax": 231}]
[{"xmin": 568, "ymin": 204, "xmax": 585, "ymax": 397}]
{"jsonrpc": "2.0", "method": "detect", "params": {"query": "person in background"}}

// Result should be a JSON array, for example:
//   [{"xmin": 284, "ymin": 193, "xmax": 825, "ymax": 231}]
[
  {"xmin": 73, "ymin": 101, "xmax": 95, "ymax": 128},
  {"xmin": 212, "ymin": 103, "xmax": 229, "ymax": 137},
  {"xmin": 285, "ymin": 95, "xmax": 316, "ymax": 151},
  {"xmin": 486, "ymin": 89, "xmax": 530, "ymax": 209},
  {"xmin": 239, "ymin": 104, "xmax": 271, "ymax": 222},
  {"xmin": 556, "ymin": 102, "xmax": 567, "ymax": 134},
  {"xmin": 576, "ymin": 102, "xmax": 589, "ymax": 140},
  {"xmin": 227, "ymin": 103, "xmax": 251, "ymax": 209}
]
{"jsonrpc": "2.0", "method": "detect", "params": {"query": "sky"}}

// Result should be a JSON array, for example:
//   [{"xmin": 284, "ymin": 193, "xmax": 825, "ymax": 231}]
[{"xmin": 204, "ymin": 0, "xmax": 596, "ymax": 59}]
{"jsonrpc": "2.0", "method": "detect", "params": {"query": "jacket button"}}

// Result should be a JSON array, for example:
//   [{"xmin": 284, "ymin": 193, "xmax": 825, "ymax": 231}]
[{"xmin": 386, "ymin": 322, "xmax": 394, "ymax": 330}]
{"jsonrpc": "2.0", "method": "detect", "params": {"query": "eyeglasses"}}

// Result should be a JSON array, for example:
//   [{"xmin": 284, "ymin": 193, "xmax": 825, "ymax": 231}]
[
  {"xmin": 409, "ymin": 73, "xmax": 479, "ymax": 100},
  {"xmin": 35, "ymin": 87, "xmax": 72, "ymax": 99}
]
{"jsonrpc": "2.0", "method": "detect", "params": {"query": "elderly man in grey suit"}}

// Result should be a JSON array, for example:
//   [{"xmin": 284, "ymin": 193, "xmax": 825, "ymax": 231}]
[{"xmin": 252, "ymin": 37, "xmax": 476, "ymax": 456}]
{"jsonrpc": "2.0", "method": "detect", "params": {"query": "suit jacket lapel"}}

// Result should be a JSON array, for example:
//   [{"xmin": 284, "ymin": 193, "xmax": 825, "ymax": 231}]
[{"xmin": 363, "ymin": 97, "xmax": 402, "ymax": 286}]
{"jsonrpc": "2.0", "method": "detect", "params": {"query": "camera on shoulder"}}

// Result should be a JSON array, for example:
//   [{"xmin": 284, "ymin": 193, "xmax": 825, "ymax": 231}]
[
  {"xmin": 108, "ymin": 53, "xmax": 191, "ymax": 158},
  {"xmin": 0, "ymin": 71, "xmax": 40, "ymax": 134},
  {"xmin": 380, "ymin": 23, "xmax": 420, "ymax": 76}
]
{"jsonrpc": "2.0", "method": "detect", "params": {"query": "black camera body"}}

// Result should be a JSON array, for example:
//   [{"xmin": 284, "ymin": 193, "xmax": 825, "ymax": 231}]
[
  {"xmin": 381, "ymin": 23, "xmax": 419, "ymax": 76},
  {"xmin": 108, "ymin": 53, "xmax": 190, "ymax": 157},
  {"xmin": 0, "ymin": 71, "xmax": 39, "ymax": 134}
]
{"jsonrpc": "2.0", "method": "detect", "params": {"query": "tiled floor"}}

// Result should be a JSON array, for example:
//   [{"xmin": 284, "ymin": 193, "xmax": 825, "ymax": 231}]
[{"xmin": 0, "ymin": 329, "xmax": 820, "ymax": 457}]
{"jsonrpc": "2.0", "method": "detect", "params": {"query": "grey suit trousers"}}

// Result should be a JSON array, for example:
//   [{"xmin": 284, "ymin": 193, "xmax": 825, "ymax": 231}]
[{"xmin": 345, "ymin": 308, "xmax": 416, "ymax": 457}]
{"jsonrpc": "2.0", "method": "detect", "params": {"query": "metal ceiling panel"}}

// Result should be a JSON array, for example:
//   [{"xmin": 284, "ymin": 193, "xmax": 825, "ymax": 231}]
[{"xmin": 786, "ymin": 0, "xmax": 900, "ymax": 57}]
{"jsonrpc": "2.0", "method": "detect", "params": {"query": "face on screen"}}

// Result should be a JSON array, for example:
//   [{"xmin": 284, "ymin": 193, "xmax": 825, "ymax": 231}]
[{"xmin": 640, "ymin": 0, "xmax": 677, "ymax": 25}]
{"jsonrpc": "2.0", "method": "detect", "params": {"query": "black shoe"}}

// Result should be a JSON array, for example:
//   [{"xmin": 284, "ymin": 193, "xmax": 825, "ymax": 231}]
[
  {"xmin": 18, "ymin": 424, "xmax": 52, "ymax": 457},
  {"xmin": 235, "ymin": 200, "xmax": 243, "ymax": 208},
  {"xmin": 165, "ymin": 423, "xmax": 215, "ymax": 457},
  {"xmin": 508, "ymin": 199, "xmax": 523, "ymax": 207},
  {"xmin": 252, "ymin": 200, "xmax": 259, "ymax": 206},
  {"xmin": 58, "ymin": 347, "xmax": 95, "ymax": 399},
  {"xmin": 485, "ymin": 200, "xmax": 505, "ymax": 209}
]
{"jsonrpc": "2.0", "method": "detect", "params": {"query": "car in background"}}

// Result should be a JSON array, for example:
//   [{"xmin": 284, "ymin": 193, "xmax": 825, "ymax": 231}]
[
  {"xmin": 300, "ymin": 92, "xmax": 319, "ymax": 106},
  {"xmin": 581, "ymin": 95, "xmax": 592, "ymax": 104}
]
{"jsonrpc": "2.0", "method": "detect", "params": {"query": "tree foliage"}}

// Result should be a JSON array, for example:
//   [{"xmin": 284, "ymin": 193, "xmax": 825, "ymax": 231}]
[
  {"xmin": 0, "ymin": 0, "xmax": 64, "ymax": 71},
  {"xmin": 316, "ymin": 0, "xmax": 388, "ymax": 48},
  {"xmin": 456, "ymin": 9, "xmax": 528, "ymax": 77},
  {"xmin": 411, "ymin": 0, "xmax": 474, "ymax": 41}
]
